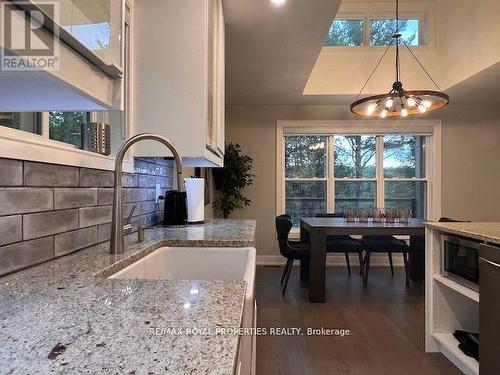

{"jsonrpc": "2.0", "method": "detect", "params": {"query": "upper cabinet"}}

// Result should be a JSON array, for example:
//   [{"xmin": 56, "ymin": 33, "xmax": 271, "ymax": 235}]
[
  {"xmin": 133, "ymin": 0, "xmax": 225, "ymax": 167},
  {"xmin": 55, "ymin": 0, "xmax": 124, "ymax": 77},
  {"xmin": 0, "ymin": 0, "xmax": 125, "ymax": 111}
]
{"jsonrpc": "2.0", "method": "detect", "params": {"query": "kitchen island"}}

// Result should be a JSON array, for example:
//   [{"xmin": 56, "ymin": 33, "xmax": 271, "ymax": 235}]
[
  {"xmin": 424, "ymin": 221, "xmax": 500, "ymax": 375},
  {"xmin": 0, "ymin": 219, "xmax": 256, "ymax": 375}
]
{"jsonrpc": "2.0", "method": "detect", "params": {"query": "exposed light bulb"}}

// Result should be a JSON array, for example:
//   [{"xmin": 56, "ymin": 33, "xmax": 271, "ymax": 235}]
[
  {"xmin": 385, "ymin": 98, "xmax": 394, "ymax": 108},
  {"xmin": 401, "ymin": 108, "xmax": 408, "ymax": 117},
  {"xmin": 271, "ymin": 0, "xmax": 286, "ymax": 5},
  {"xmin": 422, "ymin": 100, "xmax": 432, "ymax": 108},
  {"xmin": 380, "ymin": 109, "xmax": 388, "ymax": 118},
  {"xmin": 407, "ymin": 97, "xmax": 416, "ymax": 107},
  {"xmin": 367, "ymin": 103, "xmax": 377, "ymax": 115},
  {"xmin": 418, "ymin": 104, "xmax": 427, "ymax": 113}
]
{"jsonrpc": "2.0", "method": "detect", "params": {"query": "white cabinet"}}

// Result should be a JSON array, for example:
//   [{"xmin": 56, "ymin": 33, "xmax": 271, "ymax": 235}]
[
  {"xmin": 0, "ymin": 0, "xmax": 125, "ymax": 111},
  {"xmin": 133, "ymin": 0, "xmax": 225, "ymax": 167}
]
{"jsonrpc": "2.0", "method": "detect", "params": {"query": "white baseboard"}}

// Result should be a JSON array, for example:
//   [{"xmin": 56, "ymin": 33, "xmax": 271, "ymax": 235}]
[{"xmin": 256, "ymin": 254, "xmax": 404, "ymax": 267}]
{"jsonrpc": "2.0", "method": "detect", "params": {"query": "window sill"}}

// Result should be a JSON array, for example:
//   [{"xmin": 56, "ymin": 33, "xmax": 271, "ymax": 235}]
[{"xmin": 0, "ymin": 126, "xmax": 133, "ymax": 172}]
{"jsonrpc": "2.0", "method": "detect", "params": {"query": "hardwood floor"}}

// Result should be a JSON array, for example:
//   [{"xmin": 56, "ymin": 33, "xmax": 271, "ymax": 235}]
[{"xmin": 255, "ymin": 265, "xmax": 461, "ymax": 375}]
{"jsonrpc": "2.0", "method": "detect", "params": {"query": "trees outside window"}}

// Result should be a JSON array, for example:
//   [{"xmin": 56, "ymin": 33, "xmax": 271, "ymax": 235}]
[
  {"xmin": 371, "ymin": 19, "xmax": 418, "ymax": 46},
  {"xmin": 284, "ymin": 136, "xmax": 327, "ymax": 225},
  {"xmin": 283, "ymin": 134, "xmax": 427, "ymax": 226},
  {"xmin": 324, "ymin": 20, "xmax": 364, "ymax": 46},
  {"xmin": 324, "ymin": 18, "xmax": 420, "ymax": 46},
  {"xmin": 0, "ymin": 112, "xmax": 40, "ymax": 134},
  {"xmin": 49, "ymin": 112, "xmax": 90, "ymax": 148}
]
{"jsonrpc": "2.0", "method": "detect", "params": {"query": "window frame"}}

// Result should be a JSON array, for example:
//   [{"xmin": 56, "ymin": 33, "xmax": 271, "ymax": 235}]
[
  {"xmin": 276, "ymin": 120, "xmax": 442, "ymax": 232},
  {"xmin": 325, "ymin": 2, "xmax": 434, "ymax": 51},
  {"xmin": 0, "ymin": 1, "xmax": 134, "ymax": 172}
]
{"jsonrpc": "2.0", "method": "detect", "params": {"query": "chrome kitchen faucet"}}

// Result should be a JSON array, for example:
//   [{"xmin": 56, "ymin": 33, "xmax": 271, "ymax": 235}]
[{"xmin": 110, "ymin": 134, "xmax": 185, "ymax": 254}]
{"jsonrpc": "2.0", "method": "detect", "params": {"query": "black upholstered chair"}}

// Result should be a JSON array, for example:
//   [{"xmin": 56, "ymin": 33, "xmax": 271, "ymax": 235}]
[
  {"xmin": 362, "ymin": 231, "xmax": 411, "ymax": 285},
  {"xmin": 316, "ymin": 213, "xmax": 364, "ymax": 275},
  {"xmin": 276, "ymin": 215, "xmax": 310, "ymax": 296}
]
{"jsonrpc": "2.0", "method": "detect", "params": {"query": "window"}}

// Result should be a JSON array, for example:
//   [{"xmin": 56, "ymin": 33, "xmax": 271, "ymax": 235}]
[
  {"xmin": 282, "ymin": 134, "xmax": 429, "ymax": 226},
  {"xmin": 49, "ymin": 112, "xmax": 91, "ymax": 147},
  {"xmin": 371, "ymin": 19, "xmax": 419, "ymax": 46},
  {"xmin": 383, "ymin": 135, "xmax": 427, "ymax": 218},
  {"xmin": 0, "ymin": 112, "xmax": 41, "ymax": 134},
  {"xmin": 285, "ymin": 136, "xmax": 327, "ymax": 225},
  {"xmin": 334, "ymin": 136, "xmax": 377, "ymax": 211},
  {"xmin": 324, "ymin": 16, "xmax": 425, "ymax": 47},
  {"xmin": 324, "ymin": 20, "xmax": 364, "ymax": 46}
]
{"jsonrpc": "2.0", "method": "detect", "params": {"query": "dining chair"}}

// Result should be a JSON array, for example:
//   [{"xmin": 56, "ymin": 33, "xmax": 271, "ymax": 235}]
[
  {"xmin": 315, "ymin": 213, "xmax": 364, "ymax": 276},
  {"xmin": 362, "ymin": 234, "xmax": 410, "ymax": 285},
  {"xmin": 275, "ymin": 215, "xmax": 310, "ymax": 296}
]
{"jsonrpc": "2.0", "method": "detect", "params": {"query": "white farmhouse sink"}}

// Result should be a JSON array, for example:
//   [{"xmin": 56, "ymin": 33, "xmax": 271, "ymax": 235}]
[{"xmin": 109, "ymin": 246, "xmax": 257, "ymax": 375}]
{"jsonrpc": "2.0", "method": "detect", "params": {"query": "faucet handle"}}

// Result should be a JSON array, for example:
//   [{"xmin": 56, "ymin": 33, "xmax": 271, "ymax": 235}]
[
  {"xmin": 123, "ymin": 205, "xmax": 136, "ymax": 235},
  {"xmin": 125, "ymin": 205, "xmax": 136, "ymax": 225}
]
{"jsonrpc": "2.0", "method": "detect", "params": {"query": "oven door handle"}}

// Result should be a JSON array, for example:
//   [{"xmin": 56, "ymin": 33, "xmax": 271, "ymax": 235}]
[{"xmin": 481, "ymin": 258, "xmax": 500, "ymax": 268}]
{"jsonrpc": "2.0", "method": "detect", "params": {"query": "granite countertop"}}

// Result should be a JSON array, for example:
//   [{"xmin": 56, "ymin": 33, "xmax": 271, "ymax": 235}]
[
  {"xmin": 0, "ymin": 219, "xmax": 256, "ymax": 374},
  {"xmin": 424, "ymin": 221, "xmax": 500, "ymax": 245}
]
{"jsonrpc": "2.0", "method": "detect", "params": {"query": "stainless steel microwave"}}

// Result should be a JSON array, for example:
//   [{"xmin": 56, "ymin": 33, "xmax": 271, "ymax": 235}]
[{"xmin": 442, "ymin": 235, "xmax": 480, "ymax": 291}]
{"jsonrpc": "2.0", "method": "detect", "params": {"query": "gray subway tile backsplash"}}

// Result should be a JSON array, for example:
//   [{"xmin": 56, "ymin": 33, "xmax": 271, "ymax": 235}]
[
  {"xmin": 97, "ymin": 223, "xmax": 112, "ymax": 243},
  {"xmin": 123, "ymin": 174, "xmax": 138, "ymax": 188},
  {"xmin": 54, "ymin": 227, "xmax": 98, "ymax": 257},
  {"xmin": 24, "ymin": 162, "xmax": 79, "ymax": 187},
  {"xmin": 54, "ymin": 188, "xmax": 98, "ymax": 210},
  {"xmin": 0, "ymin": 215, "xmax": 22, "ymax": 246},
  {"xmin": 0, "ymin": 236, "xmax": 54, "ymax": 275},
  {"xmin": 23, "ymin": 209, "xmax": 79, "ymax": 240},
  {"xmin": 79, "ymin": 206, "xmax": 113, "ymax": 227},
  {"xmin": 0, "ymin": 159, "xmax": 22, "ymax": 186},
  {"xmin": 0, "ymin": 187, "xmax": 53, "ymax": 215},
  {"xmin": 79, "ymin": 169, "xmax": 114, "ymax": 187},
  {"xmin": 0, "ymin": 157, "xmax": 172, "ymax": 276},
  {"xmin": 98, "ymin": 188, "xmax": 115, "ymax": 205},
  {"xmin": 138, "ymin": 174, "xmax": 156, "ymax": 188},
  {"xmin": 124, "ymin": 188, "xmax": 148, "ymax": 203}
]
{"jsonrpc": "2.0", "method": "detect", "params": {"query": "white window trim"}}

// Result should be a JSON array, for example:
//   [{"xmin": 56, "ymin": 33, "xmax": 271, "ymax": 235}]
[
  {"xmin": 0, "ymin": 124, "xmax": 133, "ymax": 172},
  {"xmin": 276, "ymin": 120, "xmax": 442, "ymax": 234},
  {"xmin": 0, "ymin": 1, "xmax": 135, "ymax": 173},
  {"xmin": 325, "ymin": 0, "xmax": 436, "ymax": 52}
]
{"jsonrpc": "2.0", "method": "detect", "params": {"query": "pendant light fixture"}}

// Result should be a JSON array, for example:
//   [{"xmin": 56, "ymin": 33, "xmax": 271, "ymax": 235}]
[{"xmin": 350, "ymin": 0, "xmax": 449, "ymax": 118}]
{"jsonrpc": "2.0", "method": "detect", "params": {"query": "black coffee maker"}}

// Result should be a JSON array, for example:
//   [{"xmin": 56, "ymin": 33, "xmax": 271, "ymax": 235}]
[{"xmin": 163, "ymin": 190, "xmax": 187, "ymax": 226}]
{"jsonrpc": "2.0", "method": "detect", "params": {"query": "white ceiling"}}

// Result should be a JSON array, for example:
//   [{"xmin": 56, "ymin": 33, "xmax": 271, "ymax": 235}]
[
  {"xmin": 223, "ymin": 0, "xmax": 500, "ymax": 106},
  {"xmin": 223, "ymin": 0, "xmax": 343, "ymax": 105}
]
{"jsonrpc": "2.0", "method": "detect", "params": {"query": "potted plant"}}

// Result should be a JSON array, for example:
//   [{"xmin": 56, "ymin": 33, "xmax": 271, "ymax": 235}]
[{"xmin": 213, "ymin": 143, "xmax": 254, "ymax": 218}]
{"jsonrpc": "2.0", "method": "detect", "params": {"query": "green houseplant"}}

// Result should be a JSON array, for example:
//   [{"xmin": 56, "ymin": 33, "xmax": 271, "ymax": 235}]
[{"xmin": 213, "ymin": 143, "xmax": 254, "ymax": 218}]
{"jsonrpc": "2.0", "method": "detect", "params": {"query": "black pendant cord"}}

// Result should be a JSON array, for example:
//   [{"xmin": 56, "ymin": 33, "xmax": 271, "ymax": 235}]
[
  {"xmin": 355, "ymin": 41, "xmax": 393, "ymax": 100},
  {"xmin": 403, "ymin": 43, "xmax": 443, "ymax": 91},
  {"xmin": 395, "ymin": 0, "xmax": 401, "ymax": 83}
]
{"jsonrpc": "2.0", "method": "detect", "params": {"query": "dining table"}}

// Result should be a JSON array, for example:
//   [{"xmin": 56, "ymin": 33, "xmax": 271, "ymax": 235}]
[{"xmin": 300, "ymin": 217, "xmax": 425, "ymax": 302}]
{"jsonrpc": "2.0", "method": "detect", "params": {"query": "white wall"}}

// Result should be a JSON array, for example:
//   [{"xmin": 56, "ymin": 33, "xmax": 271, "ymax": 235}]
[{"xmin": 436, "ymin": 0, "xmax": 500, "ymax": 90}]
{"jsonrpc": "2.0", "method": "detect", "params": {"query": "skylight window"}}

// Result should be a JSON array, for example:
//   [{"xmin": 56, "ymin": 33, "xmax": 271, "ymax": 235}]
[
  {"xmin": 324, "ymin": 20, "xmax": 364, "ymax": 46},
  {"xmin": 324, "ymin": 17, "xmax": 423, "ymax": 47},
  {"xmin": 371, "ymin": 19, "xmax": 419, "ymax": 46}
]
